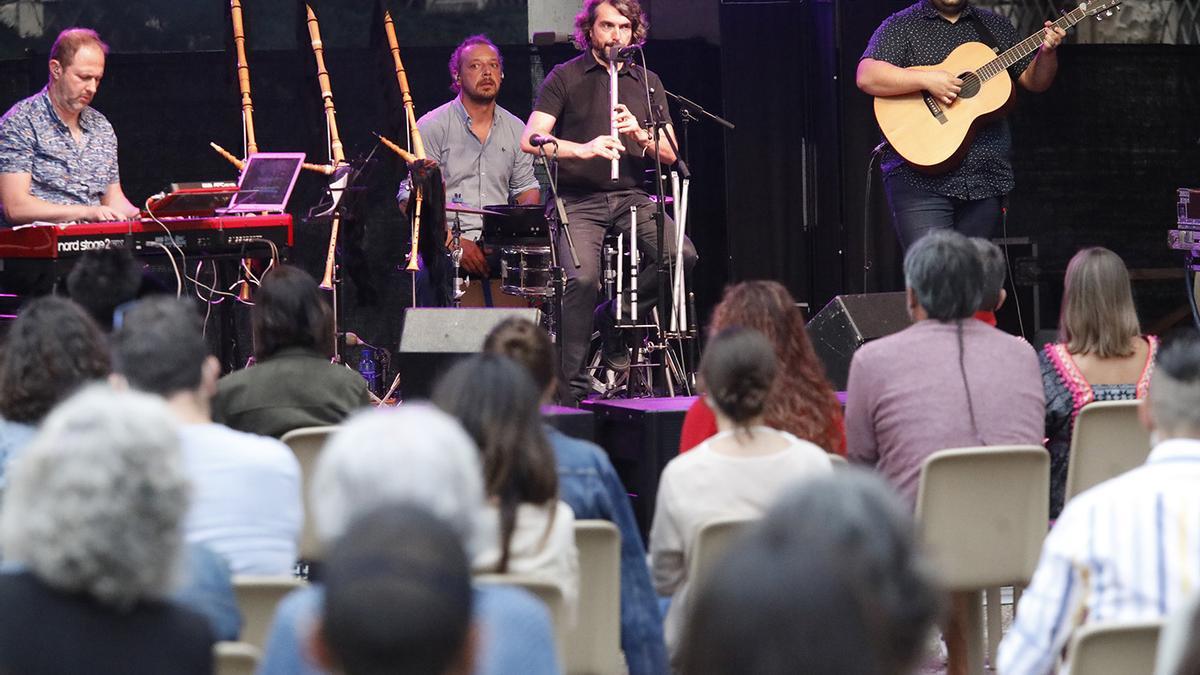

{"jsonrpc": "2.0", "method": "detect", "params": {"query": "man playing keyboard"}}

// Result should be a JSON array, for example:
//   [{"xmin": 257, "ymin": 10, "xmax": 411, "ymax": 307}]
[{"xmin": 0, "ymin": 28, "xmax": 138, "ymax": 228}]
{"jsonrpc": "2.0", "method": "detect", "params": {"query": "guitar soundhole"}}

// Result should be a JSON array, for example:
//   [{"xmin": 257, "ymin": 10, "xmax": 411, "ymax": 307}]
[{"xmin": 958, "ymin": 72, "xmax": 982, "ymax": 99}]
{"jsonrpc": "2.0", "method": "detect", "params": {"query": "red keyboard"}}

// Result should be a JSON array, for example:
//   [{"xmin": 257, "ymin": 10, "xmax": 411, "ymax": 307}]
[{"xmin": 0, "ymin": 214, "xmax": 293, "ymax": 260}]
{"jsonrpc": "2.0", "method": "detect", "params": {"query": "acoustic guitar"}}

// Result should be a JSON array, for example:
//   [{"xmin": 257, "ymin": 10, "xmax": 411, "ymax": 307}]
[{"xmin": 873, "ymin": 0, "xmax": 1122, "ymax": 174}]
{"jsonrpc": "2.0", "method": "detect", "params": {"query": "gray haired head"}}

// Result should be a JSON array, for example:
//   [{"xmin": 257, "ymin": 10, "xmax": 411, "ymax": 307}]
[
  {"xmin": 311, "ymin": 403, "xmax": 489, "ymax": 557},
  {"xmin": 0, "ymin": 385, "xmax": 189, "ymax": 610},
  {"xmin": 970, "ymin": 237, "xmax": 1006, "ymax": 312},
  {"xmin": 1148, "ymin": 333, "xmax": 1200, "ymax": 436},
  {"xmin": 904, "ymin": 230, "xmax": 984, "ymax": 321}
]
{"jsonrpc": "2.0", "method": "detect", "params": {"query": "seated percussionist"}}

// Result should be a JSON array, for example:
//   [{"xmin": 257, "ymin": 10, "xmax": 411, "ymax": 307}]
[
  {"xmin": 0, "ymin": 28, "xmax": 139, "ymax": 227},
  {"xmin": 397, "ymin": 34, "xmax": 540, "ymax": 290}
]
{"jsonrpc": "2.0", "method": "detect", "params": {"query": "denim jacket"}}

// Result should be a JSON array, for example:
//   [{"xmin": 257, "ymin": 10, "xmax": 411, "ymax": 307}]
[{"xmin": 547, "ymin": 426, "xmax": 669, "ymax": 675}]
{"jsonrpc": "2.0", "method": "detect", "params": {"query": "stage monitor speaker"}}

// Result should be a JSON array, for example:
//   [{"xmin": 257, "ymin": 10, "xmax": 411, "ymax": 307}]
[
  {"xmin": 807, "ymin": 292, "xmax": 911, "ymax": 391},
  {"xmin": 396, "ymin": 307, "xmax": 541, "ymax": 400}
]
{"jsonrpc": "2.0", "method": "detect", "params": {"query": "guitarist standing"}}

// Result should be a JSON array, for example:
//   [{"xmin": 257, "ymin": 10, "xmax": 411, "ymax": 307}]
[{"xmin": 857, "ymin": 0, "xmax": 1065, "ymax": 248}]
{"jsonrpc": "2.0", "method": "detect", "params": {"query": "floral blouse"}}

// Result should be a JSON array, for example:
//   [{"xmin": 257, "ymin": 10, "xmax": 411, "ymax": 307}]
[{"xmin": 1039, "ymin": 336, "xmax": 1158, "ymax": 518}]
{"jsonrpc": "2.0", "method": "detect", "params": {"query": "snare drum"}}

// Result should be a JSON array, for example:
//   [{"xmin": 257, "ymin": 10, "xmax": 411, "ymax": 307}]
[{"xmin": 500, "ymin": 245, "xmax": 555, "ymax": 298}]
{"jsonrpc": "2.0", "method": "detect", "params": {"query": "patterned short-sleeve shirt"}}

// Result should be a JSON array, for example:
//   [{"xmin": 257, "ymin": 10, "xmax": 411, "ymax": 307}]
[
  {"xmin": 862, "ymin": 0, "xmax": 1036, "ymax": 200},
  {"xmin": 0, "ymin": 87, "xmax": 120, "ymax": 227}
]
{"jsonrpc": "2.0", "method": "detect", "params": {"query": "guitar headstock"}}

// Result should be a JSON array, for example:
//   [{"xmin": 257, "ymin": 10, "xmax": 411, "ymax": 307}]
[{"xmin": 1077, "ymin": 0, "xmax": 1123, "ymax": 20}]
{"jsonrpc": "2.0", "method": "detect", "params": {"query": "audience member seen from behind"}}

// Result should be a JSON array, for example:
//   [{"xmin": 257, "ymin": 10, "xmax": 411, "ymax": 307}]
[
  {"xmin": 845, "ymin": 229, "xmax": 1043, "ymax": 675},
  {"xmin": 0, "ymin": 386, "xmax": 213, "ymax": 674},
  {"xmin": 211, "ymin": 264, "xmax": 370, "ymax": 438},
  {"xmin": 65, "ymin": 248, "xmax": 147, "ymax": 331},
  {"xmin": 650, "ymin": 327, "xmax": 833, "ymax": 659},
  {"xmin": 433, "ymin": 354, "xmax": 579, "ymax": 614},
  {"xmin": 483, "ymin": 317, "xmax": 668, "ymax": 675},
  {"xmin": 257, "ymin": 404, "xmax": 560, "ymax": 675},
  {"xmin": 971, "ymin": 237, "xmax": 1008, "ymax": 327},
  {"xmin": 677, "ymin": 280, "xmax": 845, "ymax": 456},
  {"xmin": 313, "ymin": 504, "xmax": 476, "ymax": 675},
  {"xmin": 0, "ymin": 296, "xmax": 108, "ymax": 488},
  {"xmin": 1040, "ymin": 246, "xmax": 1157, "ymax": 517},
  {"xmin": 678, "ymin": 470, "xmax": 941, "ymax": 675},
  {"xmin": 111, "ymin": 296, "xmax": 302, "ymax": 575},
  {"xmin": 998, "ymin": 333, "xmax": 1200, "ymax": 675}
]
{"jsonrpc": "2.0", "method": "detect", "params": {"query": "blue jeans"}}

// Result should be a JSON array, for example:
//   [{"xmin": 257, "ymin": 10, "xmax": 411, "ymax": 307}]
[
  {"xmin": 547, "ymin": 426, "xmax": 670, "ymax": 675},
  {"xmin": 884, "ymin": 175, "xmax": 1003, "ymax": 249}
]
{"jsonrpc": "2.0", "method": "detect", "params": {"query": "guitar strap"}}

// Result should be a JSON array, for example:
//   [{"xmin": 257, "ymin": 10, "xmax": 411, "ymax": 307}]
[{"xmin": 964, "ymin": 11, "xmax": 1003, "ymax": 54}]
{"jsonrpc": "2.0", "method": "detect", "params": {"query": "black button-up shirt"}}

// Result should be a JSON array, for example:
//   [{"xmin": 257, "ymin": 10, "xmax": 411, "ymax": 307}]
[
  {"xmin": 533, "ymin": 51, "xmax": 669, "ymax": 194},
  {"xmin": 863, "ymin": 0, "xmax": 1036, "ymax": 200}
]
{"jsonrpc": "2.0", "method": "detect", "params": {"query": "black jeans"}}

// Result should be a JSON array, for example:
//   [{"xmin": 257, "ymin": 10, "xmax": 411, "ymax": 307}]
[
  {"xmin": 555, "ymin": 189, "xmax": 697, "ymax": 402},
  {"xmin": 884, "ymin": 175, "xmax": 1004, "ymax": 249}
]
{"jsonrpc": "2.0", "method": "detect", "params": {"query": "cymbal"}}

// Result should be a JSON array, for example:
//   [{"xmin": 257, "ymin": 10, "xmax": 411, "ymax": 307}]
[{"xmin": 446, "ymin": 203, "xmax": 502, "ymax": 216}]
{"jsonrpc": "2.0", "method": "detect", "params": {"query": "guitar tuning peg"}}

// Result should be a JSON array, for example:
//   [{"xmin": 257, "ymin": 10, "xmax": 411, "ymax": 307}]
[{"xmin": 1105, "ymin": 9, "xmax": 1114, "ymax": 16}]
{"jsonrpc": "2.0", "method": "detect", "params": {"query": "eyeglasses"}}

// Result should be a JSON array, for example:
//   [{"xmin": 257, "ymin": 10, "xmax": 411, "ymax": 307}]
[{"xmin": 596, "ymin": 20, "xmax": 633, "ymax": 35}]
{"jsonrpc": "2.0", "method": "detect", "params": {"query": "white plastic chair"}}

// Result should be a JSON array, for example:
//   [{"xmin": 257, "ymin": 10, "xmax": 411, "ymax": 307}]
[
  {"xmin": 475, "ymin": 573, "xmax": 568, "ymax": 667},
  {"xmin": 280, "ymin": 425, "xmax": 339, "ymax": 560},
  {"xmin": 1065, "ymin": 399, "xmax": 1150, "ymax": 502},
  {"xmin": 213, "ymin": 641, "xmax": 261, "ymax": 675},
  {"xmin": 565, "ymin": 520, "xmax": 623, "ymax": 675},
  {"xmin": 1064, "ymin": 620, "xmax": 1162, "ymax": 675},
  {"xmin": 232, "ymin": 575, "xmax": 307, "ymax": 650},
  {"xmin": 916, "ymin": 445, "xmax": 1050, "ymax": 675},
  {"xmin": 687, "ymin": 516, "xmax": 755, "ymax": 587}
]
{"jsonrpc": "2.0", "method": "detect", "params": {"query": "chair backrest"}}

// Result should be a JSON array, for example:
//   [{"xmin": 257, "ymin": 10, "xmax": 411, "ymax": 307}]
[
  {"xmin": 475, "ymin": 573, "xmax": 568, "ymax": 667},
  {"xmin": 232, "ymin": 575, "xmax": 307, "ymax": 650},
  {"xmin": 1065, "ymin": 400, "xmax": 1150, "ymax": 502},
  {"xmin": 213, "ymin": 641, "xmax": 262, "ymax": 675},
  {"xmin": 280, "ymin": 425, "xmax": 339, "ymax": 560},
  {"xmin": 566, "ymin": 520, "xmax": 622, "ymax": 675},
  {"xmin": 687, "ymin": 517, "xmax": 755, "ymax": 588},
  {"xmin": 1065, "ymin": 620, "xmax": 1163, "ymax": 675},
  {"xmin": 916, "ymin": 445, "xmax": 1049, "ymax": 590}
]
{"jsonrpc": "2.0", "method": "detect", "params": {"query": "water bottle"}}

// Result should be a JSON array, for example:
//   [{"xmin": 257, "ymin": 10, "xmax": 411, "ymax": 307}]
[{"xmin": 356, "ymin": 347, "xmax": 379, "ymax": 394}]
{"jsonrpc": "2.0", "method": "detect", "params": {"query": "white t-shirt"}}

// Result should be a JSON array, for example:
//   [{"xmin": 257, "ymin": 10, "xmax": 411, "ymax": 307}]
[
  {"xmin": 650, "ymin": 427, "xmax": 833, "ymax": 655},
  {"xmin": 179, "ymin": 423, "xmax": 303, "ymax": 575},
  {"xmin": 474, "ymin": 500, "xmax": 579, "ymax": 618}
]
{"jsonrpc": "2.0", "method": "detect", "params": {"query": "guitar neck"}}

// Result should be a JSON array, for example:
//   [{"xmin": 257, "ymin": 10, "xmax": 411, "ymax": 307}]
[{"xmin": 977, "ymin": 5, "xmax": 1088, "ymax": 82}]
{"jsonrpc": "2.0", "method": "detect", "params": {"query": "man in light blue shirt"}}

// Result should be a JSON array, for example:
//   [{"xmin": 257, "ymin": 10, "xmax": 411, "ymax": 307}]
[{"xmin": 397, "ymin": 35, "xmax": 541, "ymax": 279}]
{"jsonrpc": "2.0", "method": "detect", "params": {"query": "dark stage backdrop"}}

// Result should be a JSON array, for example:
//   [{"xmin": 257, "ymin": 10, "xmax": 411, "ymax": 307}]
[{"xmin": 0, "ymin": 35, "xmax": 727, "ymax": 369}]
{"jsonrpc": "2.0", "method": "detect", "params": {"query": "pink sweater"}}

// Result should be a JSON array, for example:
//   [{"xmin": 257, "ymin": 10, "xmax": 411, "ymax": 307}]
[{"xmin": 845, "ymin": 319, "xmax": 1044, "ymax": 510}]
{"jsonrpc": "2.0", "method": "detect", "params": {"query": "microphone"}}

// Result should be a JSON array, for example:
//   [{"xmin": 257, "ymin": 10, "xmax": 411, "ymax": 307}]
[
  {"xmin": 604, "ymin": 45, "xmax": 640, "ymax": 62},
  {"xmin": 529, "ymin": 134, "xmax": 558, "ymax": 147}
]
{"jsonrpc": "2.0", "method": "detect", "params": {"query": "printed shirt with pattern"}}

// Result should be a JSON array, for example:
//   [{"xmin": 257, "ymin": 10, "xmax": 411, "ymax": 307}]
[
  {"xmin": 861, "ymin": 0, "xmax": 1037, "ymax": 200},
  {"xmin": 0, "ymin": 87, "xmax": 120, "ymax": 227}
]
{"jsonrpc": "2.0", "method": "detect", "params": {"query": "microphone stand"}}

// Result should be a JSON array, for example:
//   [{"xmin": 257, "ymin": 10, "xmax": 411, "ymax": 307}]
[{"xmin": 535, "ymin": 141, "xmax": 580, "ymax": 385}]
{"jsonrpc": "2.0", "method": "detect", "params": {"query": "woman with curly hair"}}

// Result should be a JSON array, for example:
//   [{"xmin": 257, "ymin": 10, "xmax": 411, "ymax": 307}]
[
  {"xmin": 0, "ymin": 296, "xmax": 110, "ymax": 487},
  {"xmin": 678, "ymin": 280, "xmax": 846, "ymax": 455}
]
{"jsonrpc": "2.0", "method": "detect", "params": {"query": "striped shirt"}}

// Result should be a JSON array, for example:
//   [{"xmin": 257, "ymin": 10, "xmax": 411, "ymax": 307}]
[
  {"xmin": 998, "ymin": 438, "xmax": 1200, "ymax": 675},
  {"xmin": 0, "ymin": 88, "xmax": 120, "ymax": 228}
]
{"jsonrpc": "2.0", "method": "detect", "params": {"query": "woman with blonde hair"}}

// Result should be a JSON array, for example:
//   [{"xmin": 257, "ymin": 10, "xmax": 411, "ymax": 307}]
[
  {"xmin": 678, "ymin": 280, "xmax": 846, "ymax": 455},
  {"xmin": 1041, "ymin": 246, "xmax": 1157, "ymax": 517}
]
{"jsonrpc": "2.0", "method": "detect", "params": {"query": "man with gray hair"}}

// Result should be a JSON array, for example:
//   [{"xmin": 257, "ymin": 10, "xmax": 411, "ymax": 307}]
[
  {"xmin": 0, "ymin": 386, "xmax": 213, "ymax": 672},
  {"xmin": 258, "ymin": 404, "xmax": 561, "ymax": 675},
  {"xmin": 846, "ymin": 229, "xmax": 1043, "ymax": 675},
  {"xmin": 846, "ymin": 229, "xmax": 1043, "ymax": 507},
  {"xmin": 999, "ymin": 334, "xmax": 1200, "ymax": 675}
]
